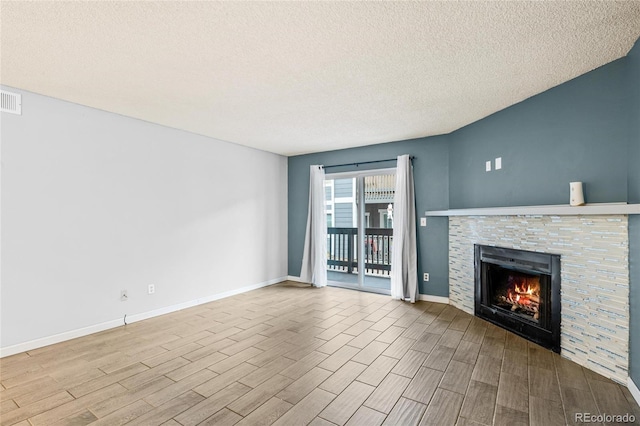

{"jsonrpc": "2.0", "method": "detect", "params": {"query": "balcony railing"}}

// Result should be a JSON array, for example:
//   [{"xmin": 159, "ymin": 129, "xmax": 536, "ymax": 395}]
[
  {"xmin": 364, "ymin": 174, "xmax": 395, "ymax": 202},
  {"xmin": 327, "ymin": 227, "xmax": 393, "ymax": 276}
]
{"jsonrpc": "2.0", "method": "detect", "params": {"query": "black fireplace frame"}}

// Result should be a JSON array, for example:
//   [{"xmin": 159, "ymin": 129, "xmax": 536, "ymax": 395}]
[{"xmin": 475, "ymin": 244, "xmax": 561, "ymax": 352}]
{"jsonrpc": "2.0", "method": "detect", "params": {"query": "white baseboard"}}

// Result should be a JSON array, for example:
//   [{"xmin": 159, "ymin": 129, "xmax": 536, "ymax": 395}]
[
  {"xmin": 419, "ymin": 294, "xmax": 450, "ymax": 304},
  {"xmin": 0, "ymin": 276, "xmax": 287, "ymax": 358},
  {"xmin": 628, "ymin": 376, "xmax": 640, "ymax": 407},
  {"xmin": 289, "ymin": 275, "xmax": 449, "ymax": 304},
  {"xmin": 0, "ymin": 317, "xmax": 126, "ymax": 359}
]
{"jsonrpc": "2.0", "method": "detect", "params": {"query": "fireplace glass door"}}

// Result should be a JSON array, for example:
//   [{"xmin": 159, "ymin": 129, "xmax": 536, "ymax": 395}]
[
  {"xmin": 482, "ymin": 264, "xmax": 550, "ymax": 330},
  {"xmin": 475, "ymin": 245, "xmax": 560, "ymax": 352}
]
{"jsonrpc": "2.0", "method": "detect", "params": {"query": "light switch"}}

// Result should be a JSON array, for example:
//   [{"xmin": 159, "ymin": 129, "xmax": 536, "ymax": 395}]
[
  {"xmin": 485, "ymin": 161, "xmax": 491, "ymax": 172},
  {"xmin": 495, "ymin": 157, "xmax": 502, "ymax": 170},
  {"xmin": 420, "ymin": 217, "xmax": 427, "ymax": 227}
]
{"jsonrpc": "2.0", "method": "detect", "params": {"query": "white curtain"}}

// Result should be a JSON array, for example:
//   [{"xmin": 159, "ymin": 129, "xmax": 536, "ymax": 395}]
[
  {"xmin": 390, "ymin": 155, "xmax": 418, "ymax": 302},
  {"xmin": 300, "ymin": 165, "xmax": 328, "ymax": 287}
]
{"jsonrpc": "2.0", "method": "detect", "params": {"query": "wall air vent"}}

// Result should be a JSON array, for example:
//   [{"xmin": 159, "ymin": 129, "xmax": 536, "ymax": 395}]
[{"xmin": 1, "ymin": 90, "xmax": 22, "ymax": 115}]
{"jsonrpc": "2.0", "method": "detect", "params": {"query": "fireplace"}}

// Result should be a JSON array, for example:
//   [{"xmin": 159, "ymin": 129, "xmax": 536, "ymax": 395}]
[{"xmin": 475, "ymin": 245, "xmax": 561, "ymax": 352}]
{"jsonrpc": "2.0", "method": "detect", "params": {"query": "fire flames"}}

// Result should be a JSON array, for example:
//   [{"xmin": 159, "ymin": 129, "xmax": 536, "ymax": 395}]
[{"xmin": 501, "ymin": 276, "xmax": 541, "ymax": 320}]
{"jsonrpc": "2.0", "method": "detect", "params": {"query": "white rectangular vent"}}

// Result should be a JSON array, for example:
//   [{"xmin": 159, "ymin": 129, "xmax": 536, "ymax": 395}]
[{"xmin": 1, "ymin": 90, "xmax": 22, "ymax": 115}]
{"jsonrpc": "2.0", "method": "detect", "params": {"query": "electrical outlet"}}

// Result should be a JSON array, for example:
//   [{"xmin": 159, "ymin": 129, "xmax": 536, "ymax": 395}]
[
  {"xmin": 148, "ymin": 284, "xmax": 155, "ymax": 294},
  {"xmin": 420, "ymin": 217, "xmax": 427, "ymax": 227},
  {"xmin": 121, "ymin": 290, "xmax": 128, "ymax": 301},
  {"xmin": 423, "ymin": 273, "xmax": 430, "ymax": 282}
]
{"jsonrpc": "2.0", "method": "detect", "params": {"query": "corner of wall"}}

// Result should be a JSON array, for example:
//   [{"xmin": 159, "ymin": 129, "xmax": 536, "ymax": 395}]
[
  {"xmin": 628, "ymin": 376, "xmax": 640, "ymax": 407},
  {"xmin": 627, "ymin": 35, "xmax": 640, "ymax": 391}
]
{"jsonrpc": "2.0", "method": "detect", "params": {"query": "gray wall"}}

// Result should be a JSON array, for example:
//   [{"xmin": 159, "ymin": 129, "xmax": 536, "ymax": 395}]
[
  {"xmin": 630, "ymin": 38, "xmax": 640, "ymax": 205},
  {"xmin": 627, "ymin": 38, "xmax": 640, "ymax": 386},
  {"xmin": 449, "ymin": 57, "xmax": 630, "ymax": 209},
  {"xmin": 288, "ymin": 136, "xmax": 450, "ymax": 296}
]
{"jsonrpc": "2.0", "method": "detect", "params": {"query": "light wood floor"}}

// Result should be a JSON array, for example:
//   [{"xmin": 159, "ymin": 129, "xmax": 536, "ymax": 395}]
[{"xmin": 1, "ymin": 281, "xmax": 639, "ymax": 426}]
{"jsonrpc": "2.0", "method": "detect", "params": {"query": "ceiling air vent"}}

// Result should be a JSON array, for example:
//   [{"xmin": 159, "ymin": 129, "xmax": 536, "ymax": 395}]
[{"xmin": 1, "ymin": 90, "xmax": 22, "ymax": 115}]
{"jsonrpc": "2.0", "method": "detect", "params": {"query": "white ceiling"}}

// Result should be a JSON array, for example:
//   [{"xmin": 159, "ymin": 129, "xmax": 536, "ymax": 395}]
[{"xmin": 1, "ymin": 1, "xmax": 639, "ymax": 156}]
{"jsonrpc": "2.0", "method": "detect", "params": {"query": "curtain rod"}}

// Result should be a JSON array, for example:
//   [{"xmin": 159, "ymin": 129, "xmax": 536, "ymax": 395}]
[{"xmin": 323, "ymin": 156, "xmax": 414, "ymax": 170}]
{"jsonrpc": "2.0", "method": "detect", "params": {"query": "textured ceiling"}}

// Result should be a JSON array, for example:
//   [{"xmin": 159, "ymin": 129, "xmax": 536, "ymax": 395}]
[{"xmin": 1, "ymin": 1, "xmax": 639, "ymax": 156}]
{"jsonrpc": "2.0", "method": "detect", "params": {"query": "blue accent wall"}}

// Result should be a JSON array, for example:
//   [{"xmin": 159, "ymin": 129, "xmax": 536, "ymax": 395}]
[
  {"xmin": 630, "ymin": 38, "xmax": 640, "ymax": 205},
  {"xmin": 288, "ymin": 136, "xmax": 450, "ymax": 296},
  {"xmin": 449, "ymin": 58, "xmax": 630, "ymax": 209},
  {"xmin": 627, "ymin": 38, "xmax": 640, "ymax": 387}
]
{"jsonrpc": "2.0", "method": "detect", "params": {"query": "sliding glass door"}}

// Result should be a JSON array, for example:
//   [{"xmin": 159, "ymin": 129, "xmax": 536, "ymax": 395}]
[{"xmin": 325, "ymin": 169, "xmax": 395, "ymax": 294}]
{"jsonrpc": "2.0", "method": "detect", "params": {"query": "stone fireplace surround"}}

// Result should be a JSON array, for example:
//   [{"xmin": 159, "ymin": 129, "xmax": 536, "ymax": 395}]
[{"xmin": 426, "ymin": 203, "xmax": 640, "ymax": 384}]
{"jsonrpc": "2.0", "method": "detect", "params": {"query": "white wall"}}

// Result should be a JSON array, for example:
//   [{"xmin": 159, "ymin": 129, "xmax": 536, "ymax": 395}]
[{"xmin": 0, "ymin": 87, "xmax": 288, "ymax": 353}]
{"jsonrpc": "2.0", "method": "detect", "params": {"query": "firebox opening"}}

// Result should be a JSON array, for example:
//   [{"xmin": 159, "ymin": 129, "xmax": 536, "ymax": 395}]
[
  {"xmin": 475, "ymin": 244, "xmax": 561, "ymax": 353},
  {"xmin": 488, "ymin": 266, "xmax": 542, "ymax": 324}
]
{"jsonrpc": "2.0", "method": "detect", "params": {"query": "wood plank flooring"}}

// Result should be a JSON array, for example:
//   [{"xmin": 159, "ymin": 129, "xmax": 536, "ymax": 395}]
[{"xmin": 2, "ymin": 281, "xmax": 639, "ymax": 425}]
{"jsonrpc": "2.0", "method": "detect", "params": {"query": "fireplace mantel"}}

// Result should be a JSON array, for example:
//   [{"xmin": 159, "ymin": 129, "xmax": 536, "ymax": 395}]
[{"xmin": 425, "ymin": 202, "xmax": 640, "ymax": 217}]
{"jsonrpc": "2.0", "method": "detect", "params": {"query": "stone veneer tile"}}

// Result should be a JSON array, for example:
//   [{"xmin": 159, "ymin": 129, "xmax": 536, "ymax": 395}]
[{"xmin": 448, "ymin": 215, "xmax": 629, "ymax": 384}]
